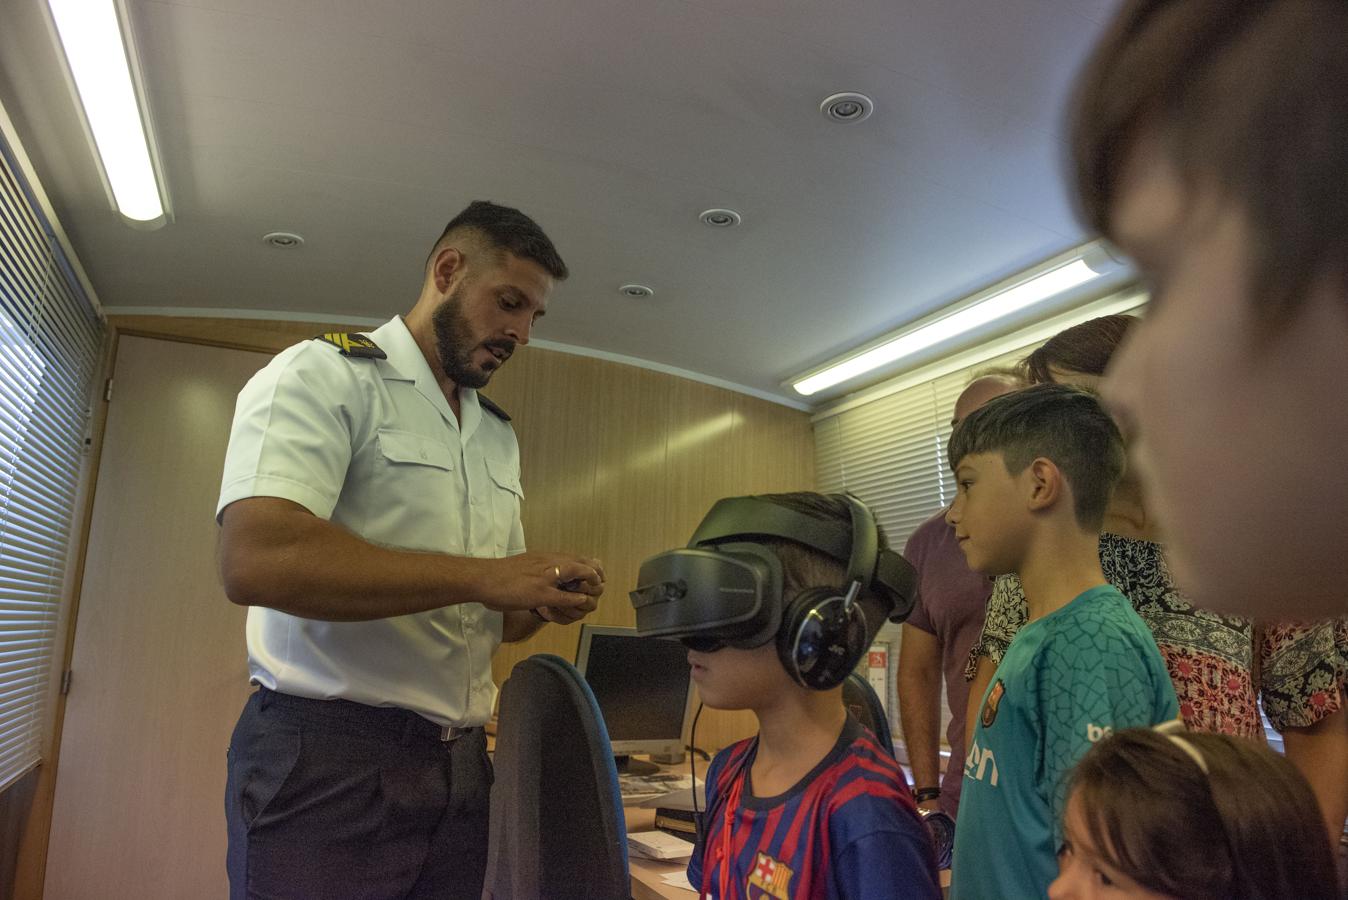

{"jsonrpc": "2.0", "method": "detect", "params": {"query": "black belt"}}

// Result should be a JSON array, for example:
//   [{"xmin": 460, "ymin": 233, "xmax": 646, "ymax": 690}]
[{"xmin": 256, "ymin": 686, "xmax": 483, "ymax": 743}]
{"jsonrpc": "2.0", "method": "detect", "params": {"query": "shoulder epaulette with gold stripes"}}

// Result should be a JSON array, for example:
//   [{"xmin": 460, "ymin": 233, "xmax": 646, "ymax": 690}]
[
  {"xmin": 313, "ymin": 332, "xmax": 387, "ymax": 359},
  {"xmin": 479, "ymin": 394, "xmax": 511, "ymax": 421}
]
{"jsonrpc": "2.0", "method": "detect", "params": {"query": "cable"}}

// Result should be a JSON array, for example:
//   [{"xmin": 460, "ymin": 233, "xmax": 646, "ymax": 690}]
[{"xmin": 689, "ymin": 701, "xmax": 705, "ymax": 841}]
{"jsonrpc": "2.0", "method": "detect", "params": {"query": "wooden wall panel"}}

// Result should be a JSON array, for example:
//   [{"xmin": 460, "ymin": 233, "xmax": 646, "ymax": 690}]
[
  {"xmin": 487, "ymin": 350, "xmax": 606, "ymax": 670},
  {"xmin": 108, "ymin": 315, "xmax": 815, "ymax": 756},
  {"xmin": 583, "ymin": 365, "xmax": 675, "ymax": 629},
  {"xmin": 42, "ymin": 337, "xmax": 259, "ymax": 899},
  {"xmin": 730, "ymin": 391, "xmax": 818, "ymax": 495}
]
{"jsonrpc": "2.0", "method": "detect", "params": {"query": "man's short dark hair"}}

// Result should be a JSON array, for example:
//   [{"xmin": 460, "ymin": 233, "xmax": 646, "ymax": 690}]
[
  {"xmin": 426, "ymin": 200, "xmax": 568, "ymax": 279},
  {"xmin": 947, "ymin": 384, "xmax": 1125, "ymax": 530},
  {"xmin": 1070, "ymin": 1, "xmax": 1348, "ymax": 322}
]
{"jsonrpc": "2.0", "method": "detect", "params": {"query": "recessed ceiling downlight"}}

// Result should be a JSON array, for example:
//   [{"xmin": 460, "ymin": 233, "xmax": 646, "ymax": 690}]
[
  {"xmin": 698, "ymin": 208, "xmax": 742, "ymax": 228},
  {"xmin": 619, "ymin": 284, "xmax": 654, "ymax": 298},
  {"xmin": 820, "ymin": 92, "xmax": 874, "ymax": 123},
  {"xmin": 263, "ymin": 231, "xmax": 305, "ymax": 248}
]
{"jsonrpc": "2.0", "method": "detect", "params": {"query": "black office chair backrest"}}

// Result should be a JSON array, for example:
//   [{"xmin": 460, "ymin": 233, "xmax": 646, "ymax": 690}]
[
  {"xmin": 842, "ymin": 671, "xmax": 895, "ymax": 757},
  {"xmin": 483, "ymin": 653, "xmax": 630, "ymax": 900}
]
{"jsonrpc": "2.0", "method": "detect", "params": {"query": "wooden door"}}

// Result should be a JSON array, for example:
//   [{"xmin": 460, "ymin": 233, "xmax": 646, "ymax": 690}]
[{"xmin": 44, "ymin": 336, "xmax": 266, "ymax": 899}]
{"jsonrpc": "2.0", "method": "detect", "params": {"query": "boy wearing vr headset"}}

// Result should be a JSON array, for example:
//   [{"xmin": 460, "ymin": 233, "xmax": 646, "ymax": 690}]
[
  {"xmin": 631, "ymin": 492, "xmax": 941, "ymax": 899},
  {"xmin": 943, "ymin": 384, "xmax": 1178, "ymax": 900}
]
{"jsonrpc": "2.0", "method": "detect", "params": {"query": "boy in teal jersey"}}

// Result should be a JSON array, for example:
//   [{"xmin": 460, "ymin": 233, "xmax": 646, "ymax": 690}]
[{"xmin": 943, "ymin": 384, "xmax": 1178, "ymax": 900}]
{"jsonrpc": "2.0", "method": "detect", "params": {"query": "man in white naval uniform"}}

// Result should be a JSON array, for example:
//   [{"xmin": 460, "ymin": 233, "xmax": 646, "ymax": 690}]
[{"xmin": 217, "ymin": 201, "xmax": 605, "ymax": 900}]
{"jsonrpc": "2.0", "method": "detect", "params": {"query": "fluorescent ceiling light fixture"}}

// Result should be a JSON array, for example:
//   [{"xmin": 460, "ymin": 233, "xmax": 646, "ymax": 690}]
[
  {"xmin": 792, "ymin": 246, "xmax": 1119, "ymax": 397},
  {"xmin": 47, "ymin": 0, "xmax": 164, "ymax": 222}
]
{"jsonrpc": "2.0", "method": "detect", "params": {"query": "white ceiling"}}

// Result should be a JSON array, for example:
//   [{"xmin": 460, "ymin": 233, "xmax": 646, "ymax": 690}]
[{"xmin": 0, "ymin": 0, "xmax": 1121, "ymax": 407}]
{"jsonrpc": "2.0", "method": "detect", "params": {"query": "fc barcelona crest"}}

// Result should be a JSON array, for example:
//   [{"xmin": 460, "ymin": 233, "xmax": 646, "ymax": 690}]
[
  {"xmin": 746, "ymin": 852, "xmax": 794, "ymax": 899},
  {"xmin": 981, "ymin": 679, "xmax": 1006, "ymax": 729}
]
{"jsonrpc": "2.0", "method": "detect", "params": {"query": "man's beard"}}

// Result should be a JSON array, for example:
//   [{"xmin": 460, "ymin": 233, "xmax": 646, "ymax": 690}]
[{"xmin": 430, "ymin": 285, "xmax": 512, "ymax": 389}]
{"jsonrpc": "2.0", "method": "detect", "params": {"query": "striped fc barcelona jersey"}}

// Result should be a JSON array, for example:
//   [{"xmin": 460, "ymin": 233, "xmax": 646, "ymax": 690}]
[{"xmin": 687, "ymin": 716, "xmax": 941, "ymax": 899}]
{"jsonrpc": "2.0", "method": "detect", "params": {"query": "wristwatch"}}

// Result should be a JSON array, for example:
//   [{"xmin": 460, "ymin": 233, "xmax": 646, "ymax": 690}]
[{"xmin": 914, "ymin": 787, "xmax": 941, "ymax": 804}]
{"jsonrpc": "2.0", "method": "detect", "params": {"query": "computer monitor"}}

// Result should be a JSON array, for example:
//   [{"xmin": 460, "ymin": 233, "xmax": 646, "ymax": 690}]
[{"xmin": 575, "ymin": 624, "xmax": 695, "ymax": 775}]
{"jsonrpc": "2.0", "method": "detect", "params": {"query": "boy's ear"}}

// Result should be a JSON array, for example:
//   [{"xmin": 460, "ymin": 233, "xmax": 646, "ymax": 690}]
[{"xmin": 1025, "ymin": 457, "xmax": 1064, "ymax": 513}]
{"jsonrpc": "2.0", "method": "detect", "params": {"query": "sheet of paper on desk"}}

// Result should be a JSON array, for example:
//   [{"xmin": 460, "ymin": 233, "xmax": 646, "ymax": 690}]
[{"xmin": 660, "ymin": 870, "xmax": 697, "ymax": 892}]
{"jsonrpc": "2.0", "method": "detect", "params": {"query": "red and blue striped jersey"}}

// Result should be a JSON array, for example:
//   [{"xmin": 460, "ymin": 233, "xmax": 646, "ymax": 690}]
[{"xmin": 687, "ymin": 716, "xmax": 941, "ymax": 899}]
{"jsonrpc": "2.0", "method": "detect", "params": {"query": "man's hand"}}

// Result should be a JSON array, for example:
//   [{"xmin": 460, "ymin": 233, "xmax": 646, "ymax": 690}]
[
  {"xmin": 539, "ymin": 555, "xmax": 604, "ymax": 622},
  {"xmin": 534, "ymin": 592, "xmax": 600, "ymax": 625},
  {"xmin": 475, "ymin": 552, "xmax": 606, "ymax": 614}
]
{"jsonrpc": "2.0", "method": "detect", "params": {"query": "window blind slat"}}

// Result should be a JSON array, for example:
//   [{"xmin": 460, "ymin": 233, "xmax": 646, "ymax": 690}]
[
  {"xmin": 0, "ymin": 685, "xmax": 48, "ymax": 721},
  {"xmin": 0, "ymin": 557, "xmax": 69, "ymax": 580},
  {"xmin": 0, "ymin": 653, "xmax": 55, "ymax": 679},
  {"xmin": 0, "ymin": 541, "xmax": 76, "ymax": 572},
  {"xmin": 0, "ymin": 493, "xmax": 76, "ymax": 536},
  {"xmin": 0, "ymin": 724, "xmax": 43, "ymax": 761},
  {"xmin": 0, "ymin": 675, "xmax": 46, "ymax": 708},
  {"xmin": 0, "ymin": 609, "xmax": 60, "ymax": 623},
  {"xmin": 0, "ymin": 364, "xmax": 87, "ymax": 434},
  {"xmin": 0, "ymin": 527, "xmax": 77, "ymax": 559},
  {"xmin": 0, "ymin": 215, "xmax": 51, "ymax": 303},
  {"xmin": 0, "ymin": 566, "xmax": 66, "ymax": 586}
]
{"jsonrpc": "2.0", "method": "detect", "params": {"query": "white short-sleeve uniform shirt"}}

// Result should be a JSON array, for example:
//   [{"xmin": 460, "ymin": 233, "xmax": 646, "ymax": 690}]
[{"xmin": 217, "ymin": 316, "xmax": 523, "ymax": 727}]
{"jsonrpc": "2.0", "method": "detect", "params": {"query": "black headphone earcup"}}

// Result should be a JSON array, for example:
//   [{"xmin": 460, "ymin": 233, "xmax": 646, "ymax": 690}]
[{"xmin": 777, "ymin": 589, "xmax": 869, "ymax": 690}]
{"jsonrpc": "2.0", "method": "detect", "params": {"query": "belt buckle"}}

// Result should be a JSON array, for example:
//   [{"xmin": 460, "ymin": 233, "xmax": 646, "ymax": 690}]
[{"xmin": 439, "ymin": 725, "xmax": 467, "ymax": 742}]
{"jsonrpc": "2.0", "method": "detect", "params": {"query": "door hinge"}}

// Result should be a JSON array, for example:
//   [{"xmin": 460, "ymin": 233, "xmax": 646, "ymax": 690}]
[
  {"xmin": 60, "ymin": 670, "xmax": 72, "ymax": 696},
  {"xmin": 103, "ymin": 378, "xmax": 114, "ymax": 402}
]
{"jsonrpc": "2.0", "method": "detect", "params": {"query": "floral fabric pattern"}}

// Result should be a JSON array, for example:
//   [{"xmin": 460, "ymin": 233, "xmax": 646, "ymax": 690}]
[
  {"xmin": 965, "ymin": 535, "xmax": 1348, "ymax": 736},
  {"xmin": 1260, "ymin": 618, "xmax": 1348, "ymax": 731}
]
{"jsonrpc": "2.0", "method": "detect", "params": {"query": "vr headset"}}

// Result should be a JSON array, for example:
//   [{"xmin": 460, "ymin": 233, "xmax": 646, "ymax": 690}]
[{"xmin": 629, "ymin": 494, "xmax": 918, "ymax": 690}]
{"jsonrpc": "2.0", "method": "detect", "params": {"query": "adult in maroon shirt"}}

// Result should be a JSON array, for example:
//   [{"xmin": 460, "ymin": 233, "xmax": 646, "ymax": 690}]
[{"xmin": 897, "ymin": 372, "xmax": 1019, "ymax": 819}]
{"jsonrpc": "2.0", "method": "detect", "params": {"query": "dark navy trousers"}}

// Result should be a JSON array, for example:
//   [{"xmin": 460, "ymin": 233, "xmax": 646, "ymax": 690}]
[{"xmin": 225, "ymin": 687, "xmax": 491, "ymax": 900}]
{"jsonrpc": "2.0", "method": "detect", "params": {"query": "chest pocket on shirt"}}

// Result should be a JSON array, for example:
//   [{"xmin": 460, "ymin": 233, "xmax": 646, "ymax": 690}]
[
  {"xmin": 485, "ymin": 457, "xmax": 523, "ymax": 551},
  {"xmin": 376, "ymin": 429, "xmax": 455, "ymax": 472}
]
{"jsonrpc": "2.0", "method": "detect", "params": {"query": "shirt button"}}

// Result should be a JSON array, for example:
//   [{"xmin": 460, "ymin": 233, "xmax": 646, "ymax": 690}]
[
  {"xmin": 419, "ymin": 449, "xmax": 428, "ymax": 460},
  {"xmin": 470, "ymin": 496, "xmax": 479, "ymax": 506}
]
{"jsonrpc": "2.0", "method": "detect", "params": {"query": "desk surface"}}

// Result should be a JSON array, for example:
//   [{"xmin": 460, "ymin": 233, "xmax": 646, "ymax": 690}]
[
  {"xmin": 630, "ymin": 855, "xmax": 695, "ymax": 900},
  {"xmin": 623, "ymin": 762, "xmax": 703, "ymax": 899},
  {"xmin": 626, "ymin": 804, "xmax": 695, "ymax": 899}
]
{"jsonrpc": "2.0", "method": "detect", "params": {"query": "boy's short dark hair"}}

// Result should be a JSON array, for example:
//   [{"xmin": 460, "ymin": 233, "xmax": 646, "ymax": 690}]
[
  {"xmin": 426, "ymin": 200, "xmax": 568, "ymax": 279},
  {"xmin": 947, "ymin": 384, "xmax": 1124, "ymax": 530},
  {"xmin": 1071, "ymin": 1, "xmax": 1348, "ymax": 323},
  {"xmin": 752, "ymin": 492, "xmax": 890, "ymax": 648}
]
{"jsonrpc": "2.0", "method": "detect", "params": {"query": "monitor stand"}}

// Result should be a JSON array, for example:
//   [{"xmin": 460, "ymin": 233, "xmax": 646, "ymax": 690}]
[{"xmin": 614, "ymin": 754, "xmax": 660, "ymax": 776}]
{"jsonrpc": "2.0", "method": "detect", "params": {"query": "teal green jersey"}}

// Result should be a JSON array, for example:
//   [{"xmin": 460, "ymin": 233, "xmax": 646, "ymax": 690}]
[{"xmin": 949, "ymin": 585, "xmax": 1179, "ymax": 900}]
